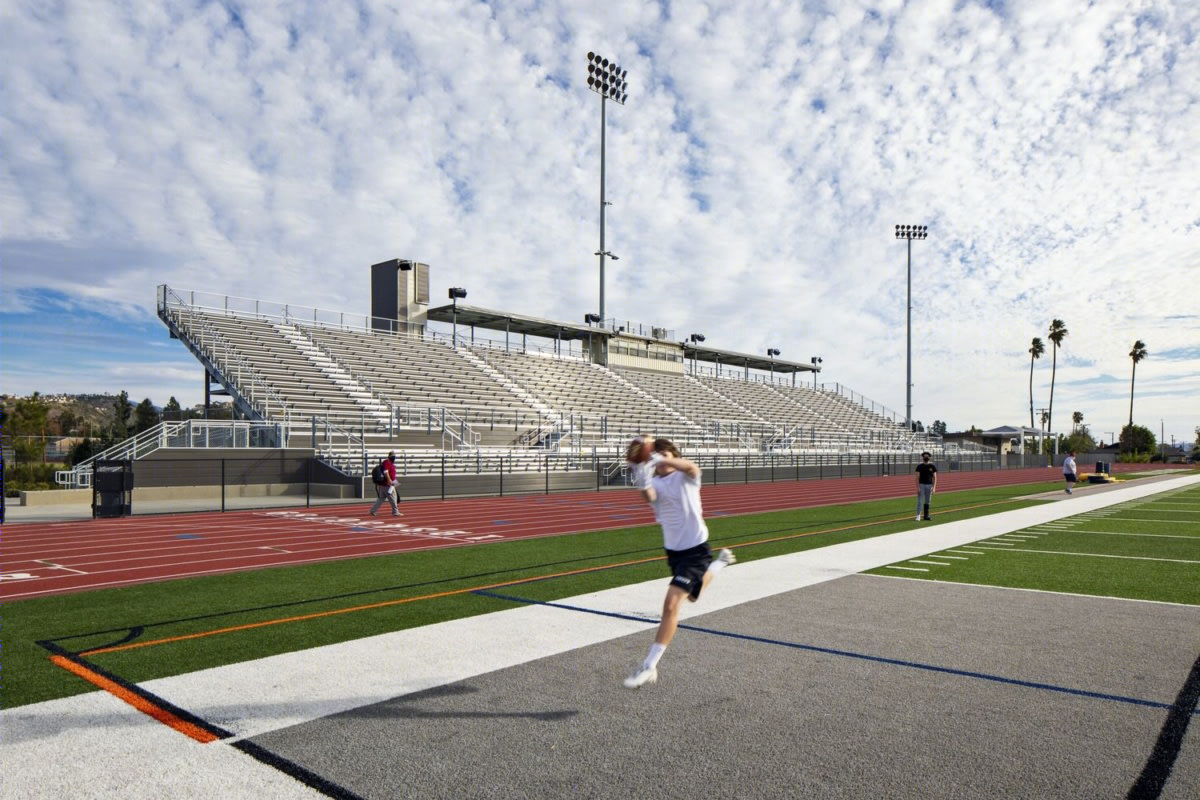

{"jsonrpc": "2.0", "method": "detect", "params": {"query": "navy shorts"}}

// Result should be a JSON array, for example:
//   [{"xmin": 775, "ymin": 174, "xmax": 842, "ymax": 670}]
[
  {"xmin": 1064, "ymin": 473, "xmax": 1077, "ymax": 484},
  {"xmin": 665, "ymin": 543, "xmax": 714, "ymax": 600}
]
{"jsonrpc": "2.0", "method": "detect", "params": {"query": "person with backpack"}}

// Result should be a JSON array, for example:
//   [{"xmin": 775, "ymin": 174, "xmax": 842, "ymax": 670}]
[{"xmin": 369, "ymin": 451, "xmax": 400, "ymax": 516}]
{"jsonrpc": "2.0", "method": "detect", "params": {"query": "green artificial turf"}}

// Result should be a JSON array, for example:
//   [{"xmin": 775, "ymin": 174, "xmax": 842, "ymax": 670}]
[{"xmin": 7, "ymin": 478, "xmax": 1181, "ymax": 709}]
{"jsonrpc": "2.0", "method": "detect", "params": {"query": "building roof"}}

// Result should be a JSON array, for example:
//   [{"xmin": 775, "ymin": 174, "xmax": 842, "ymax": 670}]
[{"xmin": 426, "ymin": 303, "xmax": 817, "ymax": 375}]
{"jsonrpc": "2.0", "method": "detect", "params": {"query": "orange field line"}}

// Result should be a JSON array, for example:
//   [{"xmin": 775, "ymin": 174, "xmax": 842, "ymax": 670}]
[
  {"xmin": 79, "ymin": 498, "xmax": 1020, "ymax": 658},
  {"xmin": 48, "ymin": 655, "xmax": 220, "ymax": 743}
]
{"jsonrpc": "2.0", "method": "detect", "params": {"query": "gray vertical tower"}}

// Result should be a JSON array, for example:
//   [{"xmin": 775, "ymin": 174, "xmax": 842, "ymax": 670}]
[{"xmin": 371, "ymin": 259, "xmax": 430, "ymax": 334}]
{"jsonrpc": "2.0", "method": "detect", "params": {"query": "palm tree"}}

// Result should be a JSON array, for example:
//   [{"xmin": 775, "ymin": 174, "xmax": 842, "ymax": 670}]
[
  {"xmin": 1072, "ymin": 411, "xmax": 1083, "ymax": 433},
  {"xmin": 1028, "ymin": 337, "xmax": 1045, "ymax": 429},
  {"xmin": 1128, "ymin": 339, "xmax": 1147, "ymax": 427},
  {"xmin": 1046, "ymin": 319, "xmax": 1068, "ymax": 437}
]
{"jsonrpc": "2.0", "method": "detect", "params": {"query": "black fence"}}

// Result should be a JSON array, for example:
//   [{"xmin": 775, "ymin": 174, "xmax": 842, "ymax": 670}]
[{"xmin": 101, "ymin": 449, "xmax": 1007, "ymax": 515}]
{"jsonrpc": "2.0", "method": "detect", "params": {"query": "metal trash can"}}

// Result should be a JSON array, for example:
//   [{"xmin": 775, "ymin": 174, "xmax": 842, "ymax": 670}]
[{"xmin": 93, "ymin": 459, "xmax": 133, "ymax": 518}]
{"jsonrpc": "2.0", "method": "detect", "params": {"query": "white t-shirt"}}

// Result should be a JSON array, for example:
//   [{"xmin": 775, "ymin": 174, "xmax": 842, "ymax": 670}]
[
  {"xmin": 649, "ymin": 469, "xmax": 709, "ymax": 551},
  {"xmin": 1063, "ymin": 455, "xmax": 1077, "ymax": 476}
]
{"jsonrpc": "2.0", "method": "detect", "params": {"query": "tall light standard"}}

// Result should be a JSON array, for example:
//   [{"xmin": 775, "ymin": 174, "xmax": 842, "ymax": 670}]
[
  {"xmin": 767, "ymin": 348, "xmax": 780, "ymax": 381},
  {"xmin": 894, "ymin": 224, "xmax": 927, "ymax": 430},
  {"xmin": 448, "ymin": 287, "xmax": 467, "ymax": 347},
  {"xmin": 586, "ymin": 51, "xmax": 628, "ymax": 324},
  {"xmin": 810, "ymin": 356, "xmax": 822, "ymax": 389}
]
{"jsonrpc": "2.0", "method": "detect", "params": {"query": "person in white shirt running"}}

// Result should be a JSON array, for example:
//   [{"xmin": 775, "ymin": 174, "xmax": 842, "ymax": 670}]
[{"xmin": 622, "ymin": 435, "xmax": 736, "ymax": 689}]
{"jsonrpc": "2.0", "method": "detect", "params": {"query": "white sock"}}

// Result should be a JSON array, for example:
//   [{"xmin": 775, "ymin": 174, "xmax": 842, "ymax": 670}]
[
  {"xmin": 643, "ymin": 643, "xmax": 667, "ymax": 670},
  {"xmin": 707, "ymin": 558, "xmax": 728, "ymax": 576}
]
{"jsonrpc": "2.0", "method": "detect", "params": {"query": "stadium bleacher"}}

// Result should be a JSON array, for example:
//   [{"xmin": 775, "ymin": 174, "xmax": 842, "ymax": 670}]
[{"xmin": 146, "ymin": 284, "xmax": 974, "ymax": 483}]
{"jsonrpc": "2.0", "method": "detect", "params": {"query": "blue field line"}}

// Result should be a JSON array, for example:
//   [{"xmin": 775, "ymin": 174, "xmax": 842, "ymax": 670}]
[{"xmin": 473, "ymin": 589, "xmax": 1198, "ymax": 715}]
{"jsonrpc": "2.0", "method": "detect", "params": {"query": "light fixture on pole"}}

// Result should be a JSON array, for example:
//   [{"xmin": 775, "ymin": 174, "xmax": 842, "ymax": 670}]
[
  {"xmin": 689, "ymin": 333, "xmax": 705, "ymax": 375},
  {"xmin": 767, "ymin": 348, "xmax": 780, "ymax": 381},
  {"xmin": 894, "ymin": 224, "xmax": 928, "ymax": 429},
  {"xmin": 586, "ymin": 51, "xmax": 628, "ymax": 325},
  {"xmin": 810, "ymin": 356, "xmax": 822, "ymax": 388},
  {"xmin": 448, "ymin": 287, "xmax": 467, "ymax": 347}
]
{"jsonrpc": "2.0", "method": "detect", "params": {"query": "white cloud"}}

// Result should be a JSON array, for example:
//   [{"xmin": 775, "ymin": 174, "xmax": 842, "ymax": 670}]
[{"xmin": 2, "ymin": 0, "xmax": 1197, "ymax": 442}]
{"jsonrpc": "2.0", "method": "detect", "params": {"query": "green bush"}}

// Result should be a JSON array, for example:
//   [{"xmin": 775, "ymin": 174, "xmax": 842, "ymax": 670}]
[{"xmin": 4, "ymin": 463, "xmax": 68, "ymax": 496}]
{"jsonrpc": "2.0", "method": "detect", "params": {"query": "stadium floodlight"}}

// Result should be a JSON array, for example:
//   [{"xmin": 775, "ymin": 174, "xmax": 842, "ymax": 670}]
[
  {"xmin": 811, "ymin": 356, "xmax": 822, "ymax": 388},
  {"xmin": 688, "ymin": 333, "xmax": 705, "ymax": 375},
  {"xmin": 767, "ymin": 348, "xmax": 780, "ymax": 381},
  {"xmin": 894, "ymin": 224, "xmax": 928, "ymax": 430},
  {"xmin": 586, "ymin": 51, "xmax": 629, "ymax": 325},
  {"xmin": 584, "ymin": 313, "xmax": 602, "ymax": 325},
  {"xmin": 449, "ymin": 287, "xmax": 467, "ymax": 347}
]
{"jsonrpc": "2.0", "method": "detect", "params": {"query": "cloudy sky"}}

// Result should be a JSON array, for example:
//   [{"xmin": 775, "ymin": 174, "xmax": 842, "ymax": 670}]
[{"xmin": 3, "ymin": 0, "xmax": 1197, "ymax": 446}]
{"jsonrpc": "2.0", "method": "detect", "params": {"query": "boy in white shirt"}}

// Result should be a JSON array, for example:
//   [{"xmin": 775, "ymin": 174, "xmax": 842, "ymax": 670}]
[{"xmin": 623, "ymin": 436, "xmax": 736, "ymax": 689}]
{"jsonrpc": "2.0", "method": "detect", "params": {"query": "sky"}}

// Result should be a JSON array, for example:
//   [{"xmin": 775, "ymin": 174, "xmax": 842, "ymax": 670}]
[{"xmin": 2, "ymin": 0, "xmax": 1197, "ymax": 446}]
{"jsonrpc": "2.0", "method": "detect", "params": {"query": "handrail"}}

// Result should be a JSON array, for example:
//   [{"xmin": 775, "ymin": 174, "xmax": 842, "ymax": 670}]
[
  {"xmin": 55, "ymin": 419, "xmax": 284, "ymax": 487},
  {"xmin": 159, "ymin": 285, "xmax": 293, "ymax": 436}
]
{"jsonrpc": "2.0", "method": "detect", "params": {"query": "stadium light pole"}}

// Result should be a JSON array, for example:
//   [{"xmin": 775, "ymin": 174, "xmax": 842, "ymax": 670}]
[
  {"xmin": 449, "ymin": 287, "xmax": 467, "ymax": 347},
  {"xmin": 767, "ymin": 348, "xmax": 780, "ymax": 381},
  {"xmin": 894, "ymin": 224, "xmax": 928, "ymax": 430},
  {"xmin": 586, "ymin": 51, "xmax": 628, "ymax": 324},
  {"xmin": 810, "ymin": 356, "xmax": 822, "ymax": 389}
]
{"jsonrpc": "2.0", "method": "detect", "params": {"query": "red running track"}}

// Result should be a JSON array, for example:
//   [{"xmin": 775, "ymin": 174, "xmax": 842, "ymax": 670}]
[{"xmin": 0, "ymin": 468, "xmax": 1079, "ymax": 601}]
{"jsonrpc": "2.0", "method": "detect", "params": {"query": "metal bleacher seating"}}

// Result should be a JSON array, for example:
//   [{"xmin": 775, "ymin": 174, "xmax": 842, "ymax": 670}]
[{"xmin": 158, "ymin": 287, "xmax": 943, "ymax": 476}]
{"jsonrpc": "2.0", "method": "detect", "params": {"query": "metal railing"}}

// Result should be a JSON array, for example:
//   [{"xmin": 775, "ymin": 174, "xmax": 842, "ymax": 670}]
[{"xmin": 56, "ymin": 420, "xmax": 286, "ymax": 488}]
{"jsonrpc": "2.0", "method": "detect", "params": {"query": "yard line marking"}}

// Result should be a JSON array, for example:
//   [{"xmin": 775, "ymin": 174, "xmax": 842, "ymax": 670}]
[
  {"xmin": 1100, "ymin": 517, "xmax": 1200, "ymax": 524},
  {"xmin": 910, "ymin": 560, "xmax": 951, "ymax": 566},
  {"xmin": 947, "ymin": 549, "xmax": 985, "ymax": 555},
  {"xmin": 981, "ymin": 541, "xmax": 1016, "ymax": 546},
  {"xmin": 934, "ymin": 554, "xmax": 969, "ymax": 560},
  {"xmin": 885, "ymin": 565, "xmax": 929, "ymax": 572},
  {"xmin": 983, "ymin": 549, "xmax": 1200, "ymax": 564},
  {"xmin": 1071, "ymin": 530, "xmax": 1198, "ymax": 540}
]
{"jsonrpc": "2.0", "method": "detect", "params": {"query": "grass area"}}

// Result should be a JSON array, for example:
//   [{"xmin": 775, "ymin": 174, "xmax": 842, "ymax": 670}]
[
  {"xmin": 868, "ymin": 483, "xmax": 1200, "ymax": 605},
  {"xmin": 5, "ymin": 477, "xmax": 1188, "ymax": 709}
]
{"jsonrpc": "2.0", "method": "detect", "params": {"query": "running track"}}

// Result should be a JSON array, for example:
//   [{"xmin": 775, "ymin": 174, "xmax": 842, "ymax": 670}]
[{"xmin": 0, "ymin": 468, "xmax": 1120, "ymax": 600}]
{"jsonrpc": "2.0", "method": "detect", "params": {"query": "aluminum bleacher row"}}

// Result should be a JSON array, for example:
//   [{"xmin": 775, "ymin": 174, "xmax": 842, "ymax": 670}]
[{"xmin": 162, "ymin": 300, "xmax": 947, "ymax": 475}]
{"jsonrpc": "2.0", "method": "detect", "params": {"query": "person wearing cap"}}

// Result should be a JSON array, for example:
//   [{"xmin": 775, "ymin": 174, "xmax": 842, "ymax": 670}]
[{"xmin": 369, "ymin": 451, "xmax": 401, "ymax": 516}]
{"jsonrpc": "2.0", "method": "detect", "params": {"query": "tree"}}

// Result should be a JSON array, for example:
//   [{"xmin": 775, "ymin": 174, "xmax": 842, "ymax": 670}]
[
  {"xmin": 1128, "ymin": 340, "xmax": 1147, "ymax": 428},
  {"xmin": 1072, "ymin": 411, "xmax": 1083, "ymax": 433},
  {"xmin": 1027, "ymin": 337, "xmax": 1044, "ymax": 429},
  {"xmin": 56, "ymin": 408, "xmax": 79, "ymax": 436},
  {"xmin": 930, "ymin": 420, "xmax": 947, "ymax": 436},
  {"xmin": 1062, "ymin": 428, "xmax": 1097, "ymax": 455},
  {"xmin": 111, "ymin": 391, "xmax": 133, "ymax": 439},
  {"xmin": 1046, "ymin": 319, "xmax": 1068, "ymax": 437},
  {"xmin": 1119, "ymin": 423, "xmax": 1156, "ymax": 455},
  {"xmin": 9, "ymin": 392, "xmax": 51, "ymax": 471},
  {"xmin": 163, "ymin": 396, "xmax": 183, "ymax": 421},
  {"xmin": 134, "ymin": 398, "xmax": 160, "ymax": 434}
]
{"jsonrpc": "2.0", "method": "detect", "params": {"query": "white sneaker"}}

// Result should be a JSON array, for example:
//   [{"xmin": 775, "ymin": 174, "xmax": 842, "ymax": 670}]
[
  {"xmin": 623, "ymin": 665, "xmax": 658, "ymax": 689},
  {"xmin": 916, "ymin": 515, "xmax": 922, "ymax": 521},
  {"xmin": 716, "ymin": 548, "xmax": 736, "ymax": 566}
]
